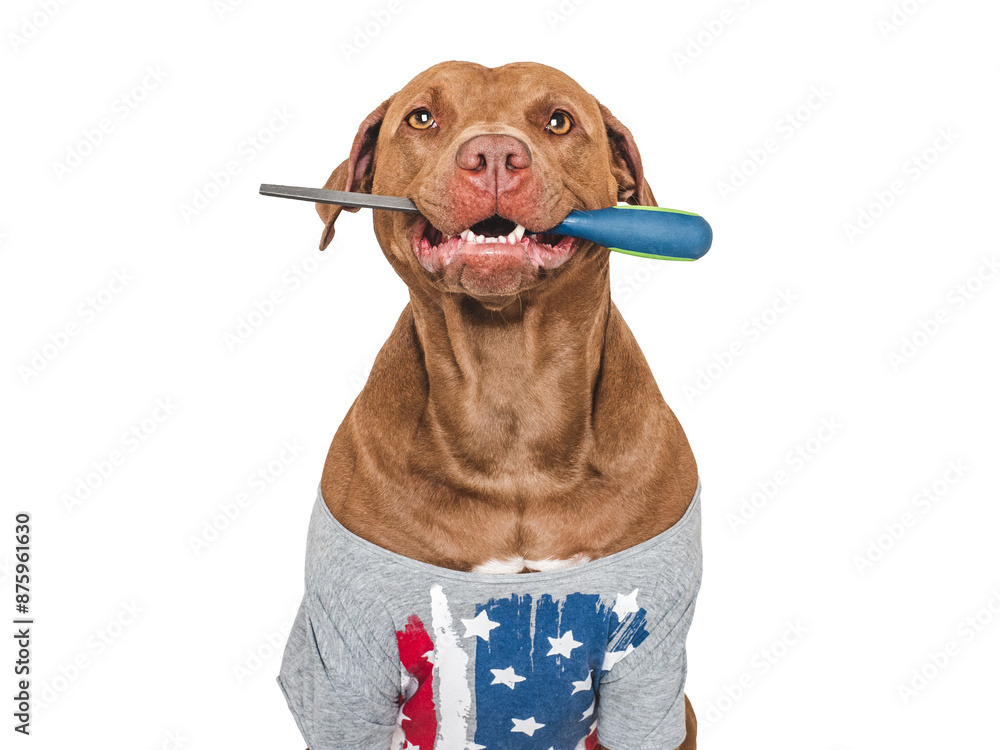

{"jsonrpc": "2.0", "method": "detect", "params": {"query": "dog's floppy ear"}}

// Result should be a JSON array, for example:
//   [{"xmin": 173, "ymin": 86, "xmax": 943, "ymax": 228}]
[
  {"xmin": 317, "ymin": 97, "xmax": 392, "ymax": 250},
  {"xmin": 598, "ymin": 102, "xmax": 657, "ymax": 207}
]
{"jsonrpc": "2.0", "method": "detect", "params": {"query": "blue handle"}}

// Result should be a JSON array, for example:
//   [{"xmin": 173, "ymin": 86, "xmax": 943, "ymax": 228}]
[{"xmin": 551, "ymin": 205, "xmax": 713, "ymax": 261}]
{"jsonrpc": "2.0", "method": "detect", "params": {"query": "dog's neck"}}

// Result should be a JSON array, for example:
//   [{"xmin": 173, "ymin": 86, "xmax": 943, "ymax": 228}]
[
  {"xmin": 404, "ymin": 261, "xmax": 611, "ymax": 495},
  {"xmin": 322, "ymin": 252, "xmax": 697, "ymax": 561}
]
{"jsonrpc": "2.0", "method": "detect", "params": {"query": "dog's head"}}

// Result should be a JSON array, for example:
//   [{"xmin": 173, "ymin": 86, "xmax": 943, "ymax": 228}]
[{"xmin": 317, "ymin": 61, "xmax": 655, "ymax": 306}]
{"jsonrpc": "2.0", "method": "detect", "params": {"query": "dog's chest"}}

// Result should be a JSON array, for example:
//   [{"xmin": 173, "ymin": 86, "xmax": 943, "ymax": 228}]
[
  {"xmin": 471, "ymin": 552, "xmax": 593, "ymax": 574},
  {"xmin": 444, "ymin": 505, "xmax": 604, "ymax": 574}
]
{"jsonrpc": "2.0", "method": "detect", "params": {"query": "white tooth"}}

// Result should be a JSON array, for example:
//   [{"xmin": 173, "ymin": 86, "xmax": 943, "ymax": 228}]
[
  {"xmin": 513, "ymin": 224, "xmax": 526, "ymax": 241},
  {"xmin": 476, "ymin": 234, "xmax": 486, "ymax": 243},
  {"xmin": 497, "ymin": 235, "xmax": 507, "ymax": 244},
  {"xmin": 461, "ymin": 229, "xmax": 473, "ymax": 242},
  {"xmin": 485, "ymin": 237, "xmax": 498, "ymax": 243}
]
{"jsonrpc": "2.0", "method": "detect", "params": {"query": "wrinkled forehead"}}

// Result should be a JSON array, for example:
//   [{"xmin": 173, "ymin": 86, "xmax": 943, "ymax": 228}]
[{"xmin": 385, "ymin": 61, "xmax": 603, "ymax": 132}]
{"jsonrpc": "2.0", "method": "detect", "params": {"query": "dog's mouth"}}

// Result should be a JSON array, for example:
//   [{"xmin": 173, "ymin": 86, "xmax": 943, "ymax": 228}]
[{"xmin": 413, "ymin": 214, "xmax": 577, "ymax": 276}]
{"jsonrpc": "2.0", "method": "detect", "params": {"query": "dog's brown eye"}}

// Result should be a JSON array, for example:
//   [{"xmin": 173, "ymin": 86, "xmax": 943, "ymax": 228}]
[
  {"xmin": 546, "ymin": 111, "xmax": 573, "ymax": 135},
  {"xmin": 407, "ymin": 109, "xmax": 436, "ymax": 130}
]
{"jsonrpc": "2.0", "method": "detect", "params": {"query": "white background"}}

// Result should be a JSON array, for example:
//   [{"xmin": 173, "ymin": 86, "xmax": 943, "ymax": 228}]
[{"xmin": 2, "ymin": 0, "xmax": 998, "ymax": 747}]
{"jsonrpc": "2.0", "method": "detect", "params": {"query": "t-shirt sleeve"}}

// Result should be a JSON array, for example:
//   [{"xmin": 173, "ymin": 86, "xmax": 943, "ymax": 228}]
[
  {"xmin": 596, "ymin": 634, "xmax": 690, "ymax": 750},
  {"xmin": 277, "ymin": 590, "xmax": 401, "ymax": 750},
  {"xmin": 596, "ymin": 570, "xmax": 700, "ymax": 750}
]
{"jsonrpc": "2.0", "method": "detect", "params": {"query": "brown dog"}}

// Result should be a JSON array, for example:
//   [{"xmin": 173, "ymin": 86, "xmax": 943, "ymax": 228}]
[{"xmin": 300, "ymin": 60, "xmax": 699, "ymax": 750}]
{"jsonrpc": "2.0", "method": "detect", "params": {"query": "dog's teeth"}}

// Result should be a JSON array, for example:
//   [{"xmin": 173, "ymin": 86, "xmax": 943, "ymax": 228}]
[
  {"xmin": 484, "ymin": 237, "xmax": 498, "ymax": 243},
  {"xmin": 475, "ymin": 234, "xmax": 485, "ymax": 244},
  {"xmin": 461, "ymin": 229, "xmax": 474, "ymax": 242},
  {"xmin": 512, "ymin": 224, "xmax": 526, "ymax": 241},
  {"xmin": 497, "ymin": 235, "xmax": 507, "ymax": 244}
]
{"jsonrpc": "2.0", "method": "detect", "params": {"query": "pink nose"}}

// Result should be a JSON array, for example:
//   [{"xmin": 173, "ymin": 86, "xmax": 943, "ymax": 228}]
[{"xmin": 454, "ymin": 134, "xmax": 532, "ymax": 196}]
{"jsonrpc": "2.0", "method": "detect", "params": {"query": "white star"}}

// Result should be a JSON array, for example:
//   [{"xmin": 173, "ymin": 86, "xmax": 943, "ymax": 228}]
[
  {"xmin": 547, "ymin": 630, "xmax": 583, "ymax": 658},
  {"xmin": 602, "ymin": 644, "xmax": 635, "ymax": 671},
  {"xmin": 612, "ymin": 588, "xmax": 640, "ymax": 619},
  {"xmin": 490, "ymin": 666, "xmax": 526, "ymax": 689},
  {"xmin": 461, "ymin": 610, "xmax": 501, "ymax": 641},
  {"xmin": 581, "ymin": 697, "xmax": 595, "ymax": 719},
  {"xmin": 511, "ymin": 716, "xmax": 545, "ymax": 736},
  {"xmin": 571, "ymin": 669, "xmax": 593, "ymax": 695},
  {"xmin": 422, "ymin": 648, "xmax": 435, "ymax": 664}
]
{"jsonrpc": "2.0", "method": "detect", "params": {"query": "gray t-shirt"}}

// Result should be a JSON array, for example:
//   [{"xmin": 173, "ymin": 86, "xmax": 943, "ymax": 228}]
[{"xmin": 277, "ymin": 480, "xmax": 702, "ymax": 750}]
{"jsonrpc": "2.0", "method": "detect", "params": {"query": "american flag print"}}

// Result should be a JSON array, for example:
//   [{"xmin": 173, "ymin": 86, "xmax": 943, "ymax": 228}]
[{"xmin": 393, "ymin": 583, "xmax": 649, "ymax": 750}]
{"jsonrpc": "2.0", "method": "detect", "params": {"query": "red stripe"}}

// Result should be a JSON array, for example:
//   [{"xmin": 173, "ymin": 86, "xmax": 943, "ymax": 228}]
[{"xmin": 395, "ymin": 614, "xmax": 437, "ymax": 749}]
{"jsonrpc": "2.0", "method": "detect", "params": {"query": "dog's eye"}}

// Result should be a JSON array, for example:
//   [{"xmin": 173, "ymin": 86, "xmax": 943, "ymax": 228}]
[
  {"xmin": 407, "ymin": 109, "xmax": 436, "ymax": 130},
  {"xmin": 546, "ymin": 111, "xmax": 573, "ymax": 135}
]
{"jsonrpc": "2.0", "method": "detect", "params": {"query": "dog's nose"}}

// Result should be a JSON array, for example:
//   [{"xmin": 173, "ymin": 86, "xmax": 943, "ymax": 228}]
[{"xmin": 455, "ymin": 134, "xmax": 532, "ymax": 196}]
